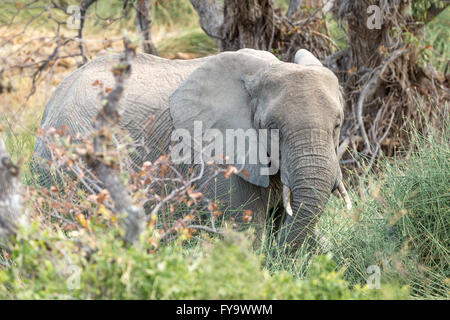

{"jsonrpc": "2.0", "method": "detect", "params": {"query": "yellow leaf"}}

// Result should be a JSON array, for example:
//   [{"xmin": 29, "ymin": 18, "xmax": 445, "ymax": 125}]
[
  {"xmin": 97, "ymin": 205, "xmax": 108, "ymax": 216},
  {"xmin": 76, "ymin": 213, "xmax": 88, "ymax": 228}
]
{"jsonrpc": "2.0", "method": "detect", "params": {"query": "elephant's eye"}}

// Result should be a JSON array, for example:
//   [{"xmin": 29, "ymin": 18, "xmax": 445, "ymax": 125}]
[{"xmin": 334, "ymin": 123, "xmax": 340, "ymax": 130}]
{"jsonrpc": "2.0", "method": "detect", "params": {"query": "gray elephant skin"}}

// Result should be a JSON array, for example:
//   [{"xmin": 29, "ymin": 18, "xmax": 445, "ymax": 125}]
[{"xmin": 33, "ymin": 48, "xmax": 351, "ymax": 249}]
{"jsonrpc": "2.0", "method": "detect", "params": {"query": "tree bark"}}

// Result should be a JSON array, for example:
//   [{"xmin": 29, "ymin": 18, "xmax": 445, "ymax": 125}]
[
  {"xmin": 190, "ymin": 0, "xmax": 332, "ymax": 61},
  {"xmin": 0, "ymin": 137, "xmax": 22, "ymax": 237},
  {"xmin": 220, "ymin": 0, "xmax": 276, "ymax": 51},
  {"xmin": 286, "ymin": 0, "xmax": 301, "ymax": 18}
]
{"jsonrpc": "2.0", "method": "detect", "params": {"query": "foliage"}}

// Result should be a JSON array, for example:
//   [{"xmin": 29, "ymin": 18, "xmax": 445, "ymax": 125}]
[
  {"xmin": 411, "ymin": 0, "xmax": 447, "ymax": 22},
  {"xmin": 422, "ymin": 7, "xmax": 450, "ymax": 72},
  {"xmin": 2, "ymin": 106, "xmax": 448, "ymax": 299},
  {"xmin": 0, "ymin": 224, "xmax": 408, "ymax": 299}
]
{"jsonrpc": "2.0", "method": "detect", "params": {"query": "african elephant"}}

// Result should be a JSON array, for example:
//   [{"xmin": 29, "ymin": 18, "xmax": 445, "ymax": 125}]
[{"xmin": 33, "ymin": 48, "xmax": 351, "ymax": 249}]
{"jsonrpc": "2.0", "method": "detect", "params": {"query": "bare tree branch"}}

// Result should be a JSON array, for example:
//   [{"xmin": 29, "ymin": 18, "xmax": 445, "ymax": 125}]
[
  {"xmin": 77, "ymin": 0, "xmax": 98, "ymax": 66},
  {"xmin": 86, "ymin": 38, "xmax": 144, "ymax": 245},
  {"xmin": 135, "ymin": 0, "xmax": 158, "ymax": 55}
]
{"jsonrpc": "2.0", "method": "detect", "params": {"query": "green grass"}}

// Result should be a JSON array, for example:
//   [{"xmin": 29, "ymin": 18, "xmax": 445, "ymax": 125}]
[
  {"xmin": 157, "ymin": 27, "xmax": 218, "ymax": 57},
  {"xmin": 0, "ymin": 114, "xmax": 37, "ymax": 185},
  {"xmin": 311, "ymin": 108, "xmax": 448, "ymax": 298},
  {"xmin": 153, "ymin": 0, "xmax": 199, "ymax": 29},
  {"xmin": 2, "ymin": 130, "xmax": 36, "ymax": 184}
]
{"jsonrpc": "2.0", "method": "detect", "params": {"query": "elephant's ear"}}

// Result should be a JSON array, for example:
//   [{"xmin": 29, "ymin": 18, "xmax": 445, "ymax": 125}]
[
  {"xmin": 294, "ymin": 49, "xmax": 323, "ymax": 67},
  {"xmin": 169, "ymin": 49, "xmax": 279, "ymax": 187}
]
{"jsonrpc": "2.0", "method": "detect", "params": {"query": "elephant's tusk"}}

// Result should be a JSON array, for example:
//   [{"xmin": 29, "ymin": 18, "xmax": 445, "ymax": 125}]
[
  {"xmin": 337, "ymin": 181, "xmax": 352, "ymax": 210},
  {"xmin": 283, "ymin": 185, "xmax": 294, "ymax": 217}
]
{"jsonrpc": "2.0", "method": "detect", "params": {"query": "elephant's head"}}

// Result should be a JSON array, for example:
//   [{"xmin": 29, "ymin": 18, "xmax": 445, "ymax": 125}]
[{"xmin": 170, "ymin": 48, "xmax": 351, "ymax": 248}]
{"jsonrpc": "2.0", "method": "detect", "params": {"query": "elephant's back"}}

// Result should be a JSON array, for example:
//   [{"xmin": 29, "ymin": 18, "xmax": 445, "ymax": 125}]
[
  {"xmin": 40, "ymin": 53, "xmax": 205, "ymax": 131},
  {"xmin": 35, "ymin": 53, "xmax": 206, "ymax": 154}
]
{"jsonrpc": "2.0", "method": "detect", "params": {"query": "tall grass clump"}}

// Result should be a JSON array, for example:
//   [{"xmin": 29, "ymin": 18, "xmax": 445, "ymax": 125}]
[
  {"xmin": 294, "ymin": 103, "xmax": 449, "ymax": 299},
  {"xmin": 381, "ymin": 107, "xmax": 449, "ymax": 296}
]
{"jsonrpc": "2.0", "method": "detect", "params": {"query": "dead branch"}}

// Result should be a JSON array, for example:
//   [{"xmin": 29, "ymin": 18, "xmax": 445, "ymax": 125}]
[
  {"xmin": 86, "ymin": 38, "xmax": 144, "ymax": 245},
  {"xmin": 77, "ymin": 0, "xmax": 98, "ymax": 65}
]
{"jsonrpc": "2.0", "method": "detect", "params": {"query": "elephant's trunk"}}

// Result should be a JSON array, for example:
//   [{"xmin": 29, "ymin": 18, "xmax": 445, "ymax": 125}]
[{"xmin": 278, "ymin": 130, "xmax": 338, "ymax": 248}]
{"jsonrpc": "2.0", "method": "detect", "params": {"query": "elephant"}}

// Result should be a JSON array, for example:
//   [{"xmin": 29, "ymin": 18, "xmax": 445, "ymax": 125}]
[{"xmin": 33, "ymin": 48, "xmax": 351, "ymax": 249}]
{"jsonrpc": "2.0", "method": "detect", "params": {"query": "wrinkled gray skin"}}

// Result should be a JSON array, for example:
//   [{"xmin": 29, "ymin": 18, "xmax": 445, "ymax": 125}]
[{"xmin": 33, "ymin": 49, "xmax": 345, "ymax": 249}]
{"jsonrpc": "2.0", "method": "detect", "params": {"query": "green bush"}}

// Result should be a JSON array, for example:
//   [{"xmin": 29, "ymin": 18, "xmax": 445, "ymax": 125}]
[{"xmin": 0, "ymin": 224, "xmax": 408, "ymax": 299}]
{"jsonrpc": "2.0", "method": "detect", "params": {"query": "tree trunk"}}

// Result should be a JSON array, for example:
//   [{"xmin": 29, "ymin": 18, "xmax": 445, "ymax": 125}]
[
  {"xmin": 329, "ymin": 0, "xmax": 448, "ymax": 166},
  {"xmin": 332, "ymin": 0, "xmax": 397, "ymax": 70},
  {"xmin": 220, "ymin": 0, "xmax": 276, "ymax": 51},
  {"xmin": 136, "ymin": 0, "xmax": 158, "ymax": 56},
  {"xmin": 190, "ymin": 0, "xmax": 224, "ymax": 44},
  {"xmin": 0, "ymin": 137, "xmax": 22, "ymax": 237},
  {"xmin": 286, "ymin": 0, "xmax": 301, "ymax": 18},
  {"xmin": 190, "ymin": 0, "xmax": 332, "ymax": 62}
]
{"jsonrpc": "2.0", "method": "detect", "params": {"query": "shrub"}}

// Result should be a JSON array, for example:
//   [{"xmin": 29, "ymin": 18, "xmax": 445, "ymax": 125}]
[{"xmin": 0, "ymin": 224, "xmax": 408, "ymax": 299}]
